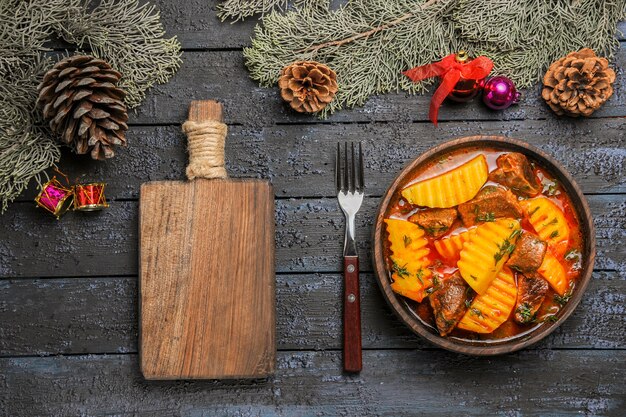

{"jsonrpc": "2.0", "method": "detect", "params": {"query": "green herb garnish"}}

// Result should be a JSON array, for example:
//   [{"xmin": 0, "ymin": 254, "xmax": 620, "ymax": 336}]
[
  {"xmin": 470, "ymin": 274, "xmax": 478, "ymax": 281},
  {"xmin": 494, "ymin": 238, "xmax": 516, "ymax": 264},
  {"xmin": 509, "ymin": 228, "xmax": 523, "ymax": 240},
  {"xmin": 436, "ymin": 311, "xmax": 455, "ymax": 327},
  {"xmin": 554, "ymin": 291, "xmax": 572, "ymax": 307},
  {"xmin": 543, "ymin": 179, "xmax": 559, "ymax": 196},
  {"xmin": 465, "ymin": 299, "xmax": 472, "ymax": 309},
  {"xmin": 432, "ymin": 275, "xmax": 441, "ymax": 288},
  {"xmin": 565, "ymin": 249, "xmax": 581, "ymax": 261},
  {"xmin": 403, "ymin": 235, "xmax": 412, "ymax": 247},
  {"xmin": 517, "ymin": 303, "xmax": 536, "ymax": 323},
  {"xmin": 415, "ymin": 268, "xmax": 425, "ymax": 285},
  {"xmin": 564, "ymin": 249, "xmax": 582, "ymax": 271},
  {"xmin": 421, "ymin": 225, "xmax": 449, "ymax": 236},
  {"xmin": 476, "ymin": 212, "xmax": 496, "ymax": 222},
  {"xmin": 392, "ymin": 261, "xmax": 410, "ymax": 278},
  {"xmin": 528, "ymin": 206, "xmax": 540, "ymax": 217},
  {"xmin": 493, "ymin": 229, "xmax": 522, "ymax": 264},
  {"xmin": 511, "ymin": 184, "xmax": 531, "ymax": 193},
  {"xmin": 543, "ymin": 315, "xmax": 559, "ymax": 323},
  {"xmin": 543, "ymin": 218, "xmax": 558, "ymax": 227},
  {"xmin": 470, "ymin": 308, "xmax": 485, "ymax": 318},
  {"xmin": 549, "ymin": 230, "xmax": 559, "ymax": 239}
]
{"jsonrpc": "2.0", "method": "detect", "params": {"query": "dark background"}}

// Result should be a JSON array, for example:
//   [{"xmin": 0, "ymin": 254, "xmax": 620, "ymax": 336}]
[{"xmin": 1, "ymin": 2, "xmax": 624, "ymax": 415}]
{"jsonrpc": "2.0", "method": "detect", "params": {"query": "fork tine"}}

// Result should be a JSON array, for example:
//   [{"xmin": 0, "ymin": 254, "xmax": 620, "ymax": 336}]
[
  {"xmin": 350, "ymin": 142, "xmax": 356, "ymax": 193},
  {"xmin": 336, "ymin": 142, "xmax": 341, "ymax": 193},
  {"xmin": 358, "ymin": 142, "xmax": 364, "ymax": 191},
  {"xmin": 344, "ymin": 142, "xmax": 349, "ymax": 193}
]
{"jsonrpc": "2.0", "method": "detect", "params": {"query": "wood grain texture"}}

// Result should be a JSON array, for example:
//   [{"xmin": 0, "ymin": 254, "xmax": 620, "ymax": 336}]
[
  {"xmin": 0, "ymin": 194, "xmax": 622, "ymax": 278},
  {"xmin": 13, "ymin": 117, "xmax": 625, "ymax": 204},
  {"xmin": 1, "ymin": 1, "xmax": 624, "ymax": 413},
  {"xmin": 140, "ymin": 179, "xmax": 275, "ymax": 379},
  {"xmin": 1, "ymin": 272, "xmax": 623, "ymax": 357},
  {"xmin": 342, "ymin": 256, "xmax": 362, "ymax": 372},
  {"xmin": 139, "ymin": 100, "xmax": 275, "ymax": 379},
  {"xmin": 2, "ymin": 350, "xmax": 624, "ymax": 416}
]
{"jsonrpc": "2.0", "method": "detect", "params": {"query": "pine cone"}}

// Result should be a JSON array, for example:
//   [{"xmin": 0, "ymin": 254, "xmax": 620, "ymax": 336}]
[
  {"xmin": 37, "ymin": 55, "xmax": 129, "ymax": 160},
  {"xmin": 278, "ymin": 61, "xmax": 338, "ymax": 113},
  {"xmin": 541, "ymin": 48, "xmax": 616, "ymax": 117}
]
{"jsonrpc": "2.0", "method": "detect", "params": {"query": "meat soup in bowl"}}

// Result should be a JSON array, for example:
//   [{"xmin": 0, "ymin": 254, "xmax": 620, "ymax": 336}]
[{"xmin": 372, "ymin": 136, "xmax": 595, "ymax": 355}]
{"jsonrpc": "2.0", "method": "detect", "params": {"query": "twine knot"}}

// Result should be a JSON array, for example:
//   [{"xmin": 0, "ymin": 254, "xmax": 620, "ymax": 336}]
[{"xmin": 182, "ymin": 120, "xmax": 228, "ymax": 180}]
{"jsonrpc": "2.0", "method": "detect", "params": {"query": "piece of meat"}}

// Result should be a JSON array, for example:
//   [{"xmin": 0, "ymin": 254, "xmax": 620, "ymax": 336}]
[
  {"xmin": 514, "ymin": 273, "xmax": 549, "ymax": 324},
  {"xmin": 429, "ymin": 272, "xmax": 473, "ymax": 336},
  {"xmin": 489, "ymin": 152, "xmax": 541, "ymax": 197},
  {"xmin": 507, "ymin": 232, "xmax": 547, "ymax": 273},
  {"xmin": 457, "ymin": 186, "xmax": 523, "ymax": 227},
  {"xmin": 408, "ymin": 207, "xmax": 458, "ymax": 238}
]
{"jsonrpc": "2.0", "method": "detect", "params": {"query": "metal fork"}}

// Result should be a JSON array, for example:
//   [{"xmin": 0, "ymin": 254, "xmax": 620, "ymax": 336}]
[{"xmin": 336, "ymin": 142, "xmax": 364, "ymax": 373}]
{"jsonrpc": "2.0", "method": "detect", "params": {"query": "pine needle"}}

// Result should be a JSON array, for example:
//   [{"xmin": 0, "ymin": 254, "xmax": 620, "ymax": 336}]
[
  {"xmin": 242, "ymin": 0, "xmax": 625, "ymax": 117},
  {"xmin": 0, "ymin": 0, "xmax": 181, "ymax": 213},
  {"xmin": 59, "ymin": 0, "xmax": 182, "ymax": 107},
  {"xmin": 217, "ymin": 0, "xmax": 315, "ymax": 21}
]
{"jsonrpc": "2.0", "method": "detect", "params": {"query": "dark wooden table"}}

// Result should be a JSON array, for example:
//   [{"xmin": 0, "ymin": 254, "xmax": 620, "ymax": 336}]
[{"xmin": 1, "ymin": 2, "xmax": 625, "ymax": 415}]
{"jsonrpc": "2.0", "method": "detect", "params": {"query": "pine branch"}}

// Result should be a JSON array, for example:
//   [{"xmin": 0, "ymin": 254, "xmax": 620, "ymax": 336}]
[
  {"xmin": 217, "ymin": 0, "xmax": 316, "ymax": 21},
  {"xmin": 0, "ymin": 0, "xmax": 181, "ymax": 212},
  {"xmin": 58, "ymin": 0, "xmax": 182, "ymax": 108},
  {"xmin": 245, "ymin": 0, "xmax": 461, "ymax": 115},
  {"xmin": 296, "ymin": 0, "xmax": 441, "ymax": 54},
  {"xmin": 244, "ymin": 0, "xmax": 625, "ymax": 117},
  {"xmin": 0, "ymin": 55, "xmax": 60, "ymax": 213}
]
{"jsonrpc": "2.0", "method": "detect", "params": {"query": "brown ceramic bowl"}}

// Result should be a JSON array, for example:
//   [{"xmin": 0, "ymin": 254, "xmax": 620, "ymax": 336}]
[{"xmin": 372, "ymin": 136, "xmax": 595, "ymax": 355}]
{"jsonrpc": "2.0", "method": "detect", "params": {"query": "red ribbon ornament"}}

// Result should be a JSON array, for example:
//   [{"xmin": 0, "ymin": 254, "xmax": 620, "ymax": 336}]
[{"xmin": 403, "ymin": 53, "xmax": 494, "ymax": 126}]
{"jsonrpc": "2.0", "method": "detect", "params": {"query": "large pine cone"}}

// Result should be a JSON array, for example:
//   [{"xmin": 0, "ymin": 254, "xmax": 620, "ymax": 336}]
[
  {"xmin": 37, "ymin": 55, "xmax": 129, "ymax": 160},
  {"xmin": 541, "ymin": 48, "xmax": 616, "ymax": 117},
  {"xmin": 278, "ymin": 61, "xmax": 338, "ymax": 113}
]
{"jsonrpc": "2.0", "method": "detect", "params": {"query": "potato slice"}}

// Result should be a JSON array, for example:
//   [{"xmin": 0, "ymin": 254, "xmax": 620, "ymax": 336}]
[
  {"xmin": 433, "ymin": 228, "xmax": 475, "ymax": 263},
  {"xmin": 457, "ymin": 218, "xmax": 521, "ymax": 295},
  {"xmin": 520, "ymin": 197, "xmax": 570, "ymax": 256},
  {"xmin": 385, "ymin": 218, "xmax": 432, "ymax": 302},
  {"xmin": 457, "ymin": 268, "xmax": 517, "ymax": 334},
  {"xmin": 401, "ymin": 154, "xmax": 488, "ymax": 208},
  {"xmin": 538, "ymin": 250, "xmax": 568, "ymax": 296}
]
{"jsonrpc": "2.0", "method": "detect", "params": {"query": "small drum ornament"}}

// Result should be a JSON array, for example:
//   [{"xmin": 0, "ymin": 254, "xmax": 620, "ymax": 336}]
[
  {"xmin": 35, "ymin": 177, "xmax": 74, "ymax": 219},
  {"xmin": 73, "ymin": 183, "xmax": 109, "ymax": 211}
]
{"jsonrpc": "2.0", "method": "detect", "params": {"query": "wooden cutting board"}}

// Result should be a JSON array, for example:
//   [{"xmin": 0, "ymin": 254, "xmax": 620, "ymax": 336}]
[{"xmin": 139, "ymin": 100, "xmax": 275, "ymax": 380}]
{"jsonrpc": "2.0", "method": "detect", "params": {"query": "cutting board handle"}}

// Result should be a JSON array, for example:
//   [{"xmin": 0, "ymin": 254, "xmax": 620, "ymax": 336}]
[{"xmin": 182, "ymin": 100, "xmax": 228, "ymax": 180}]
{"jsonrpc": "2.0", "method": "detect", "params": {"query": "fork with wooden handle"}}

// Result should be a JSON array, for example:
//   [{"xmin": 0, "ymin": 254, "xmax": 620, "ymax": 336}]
[{"xmin": 336, "ymin": 142, "xmax": 364, "ymax": 372}]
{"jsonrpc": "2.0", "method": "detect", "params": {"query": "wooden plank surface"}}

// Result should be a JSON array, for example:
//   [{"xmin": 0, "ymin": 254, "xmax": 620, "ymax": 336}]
[
  {"xmin": 13, "ymin": 118, "xmax": 626, "ymax": 202},
  {"xmin": 2, "ymin": 0, "xmax": 625, "ymax": 415},
  {"xmin": 0, "ymin": 271, "xmax": 623, "ymax": 357},
  {"xmin": 0, "ymin": 194, "xmax": 622, "ymax": 278},
  {"xmin": 1, "ymin": 351, "xmax": 624, "ymax": 416}
]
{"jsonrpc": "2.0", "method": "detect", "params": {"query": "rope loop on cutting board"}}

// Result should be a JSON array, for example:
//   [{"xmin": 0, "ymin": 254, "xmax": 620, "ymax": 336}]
[{"xmin": 182, "ymin": 120, "xmax": 228, "ymax": 180}]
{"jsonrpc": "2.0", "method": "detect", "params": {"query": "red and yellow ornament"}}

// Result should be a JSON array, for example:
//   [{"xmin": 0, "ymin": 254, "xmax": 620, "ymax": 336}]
[
  {"xmin": 403, "ymin": 51, "xmax": 494, "ymax": 125},
  {"xmin": 35, "ymin": 172, "xmax": 109, "ymax": 219}
]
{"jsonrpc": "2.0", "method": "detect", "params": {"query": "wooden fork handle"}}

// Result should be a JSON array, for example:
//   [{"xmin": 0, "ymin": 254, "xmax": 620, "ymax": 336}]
[{"xmin": 343, "ymin": 255, "xmax": 362, "ymax": 372}]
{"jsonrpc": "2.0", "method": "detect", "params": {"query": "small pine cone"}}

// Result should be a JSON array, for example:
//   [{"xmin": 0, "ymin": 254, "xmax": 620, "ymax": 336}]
[
  {"xmin": 278, "ymin": 61, "xmax": 338, "ymax": 113},
  {"xmin": 37, "ymin": 55, "xmax": 129, "ymax": 160},
  {"xmin": 541, "ymin": 48, "xmax": 616, "ymax": 117}
]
